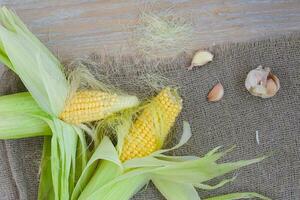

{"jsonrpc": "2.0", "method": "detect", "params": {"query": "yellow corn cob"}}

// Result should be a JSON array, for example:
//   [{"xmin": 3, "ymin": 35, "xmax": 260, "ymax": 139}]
[
  {"xmin": 120, "ymin": 87, "xmax": 182, "ymax": 162},
  {"xmin": 59, "ymin": 90, "xmax": 139, "ymax": 124}
]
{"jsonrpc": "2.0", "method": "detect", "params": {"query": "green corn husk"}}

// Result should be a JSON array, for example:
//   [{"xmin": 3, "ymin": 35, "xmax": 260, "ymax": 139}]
[
  {"xmin": 0, "ymin": 7, "xmax": 141, "ymax": 200},
  {"xmin": 82, "ymin": 172, "xmax": 149, "ymax": 200},
  {"xmin": 77, "ymin": 118, "xmax": 270, "ymax": 200},
  {"xmin": 0, "ymin": 7, "xmax": 69, "ymax": 116},
  {"xmin": 0, "ymin": 92, "xmax": 51, "ymax": 139},
  {"xmin": 36, "ymin": 116, "xmax": 88, "ymax": 200},
  {"xmin": 38, "ymin": 137, "xmax": 55, "ymax": 200},
  {"xmin": 0, "ymin": 7, "xmax": 88, "ymax": 200},
  {"xmin": 72, "ymin": 136, "xmax": 123, "ymax": 200},
  {"xmin": 204, "ymin": 193, "xmax": 271, "ymax": 200},
  {"xmin": 46, "ymin": 118, "xmax": 78, "ymax": 200},
  {"xmin": 152, "ymin": 178, "xmax": 200, "ymax": 200},
  {"xmin": 0, "ymin": 92, "xmax": 43, "ymax": 114}
]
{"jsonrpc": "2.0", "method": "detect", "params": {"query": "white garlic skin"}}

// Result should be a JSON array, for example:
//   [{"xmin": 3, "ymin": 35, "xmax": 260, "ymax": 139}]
[
  {"xmin": 245, "ymin": 65, "xmax": 280, "ymax": 98},
  {"xmin": 188, "ymin": 50, "xmax": 213, "ymax": 70}
]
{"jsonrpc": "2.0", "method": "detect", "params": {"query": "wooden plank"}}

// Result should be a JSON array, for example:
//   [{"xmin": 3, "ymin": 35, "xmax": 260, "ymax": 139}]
[{"xmin": 1, "ymin": 0, "xmax": 300, "ymax": 59}]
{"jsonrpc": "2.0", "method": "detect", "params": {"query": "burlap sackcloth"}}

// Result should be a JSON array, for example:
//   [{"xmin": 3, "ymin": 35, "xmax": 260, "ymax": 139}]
[{"xmin": 0, "ymin": 34, "xmax": 299, "ymax": 200}]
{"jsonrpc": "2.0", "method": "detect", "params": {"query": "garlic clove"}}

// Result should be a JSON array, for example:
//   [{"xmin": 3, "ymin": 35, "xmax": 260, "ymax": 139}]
[
  {"xmin": 265, "ymin": 73, "xmax": 280, "ymax": 97},
  {"xmin": 265, "ymin": 78, "xmax": 277, "ymax": 97},
  {"xmin": 245, "ymin": 65, "xmax": 270, "ymax": 91},
  {"xmin": 207, "ymin": 83, "xmax": 224, "ymax": 102},
  {"xmin": 251, "ymin": 85, "xmax": 267, "ymax": 97},
  {"xmin": 245, "ymin": 66, "xmax": 280, "ymax": 98},
  {"xmin": 269, "ymin": 73, "xmax": 280, "ymax": 90},
  {"xmin": 188, "ymin": 50, "xmax": 213, "ymax": 70}
]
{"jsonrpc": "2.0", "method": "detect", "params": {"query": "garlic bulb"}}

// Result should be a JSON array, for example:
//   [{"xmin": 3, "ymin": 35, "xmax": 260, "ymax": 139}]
[
  {"xmin": 207, "ymin": 83, "xmax": 224, "ymax": 102},
  {"xmin": 188, "ymin": 50, "xmax": 213, "ymax": 70},
  {"xmin": 245, "ymin": 66, "xmax": 280, "ymax": 98}
]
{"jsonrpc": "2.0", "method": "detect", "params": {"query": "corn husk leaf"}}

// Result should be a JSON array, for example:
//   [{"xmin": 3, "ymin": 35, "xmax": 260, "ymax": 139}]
[
  {"xmin": 83, "ymin": 120, "xmax": 267, "ymax": 200},
  {"xmin": 73, "ymin": 136, "xmax": 122, "ymax": 200},
  {"xmin": 84, "ymin": 150, "xmax": 266, "ymax": 200},
  {"xmin": 0, "ymin": 7, "xmax": 69, "ymax": 116},
  {"xmin": 0, "ymin": 113, "xmax": 51, "ymax": 139},
  {"xmin": 0, "ymin": 92, "xmax": 44, "ymax": 114},
  {"xmin": 75, "ymin": 128, "xmax": 88, "ymax": 183},
  {"xmin": 81, "ymin": 170, "xmax": 150, "ymax": 200},
  {"xmin": 152, "ymin": 177, "xmax": 200, "ymax": 200},
  {"xmin": 84, "ymin": 175, "xmax": 148, "ymax": 200},
  {"xmin": 0, "ymin": 46, "xmax": 12, "ymax": 67},
  {"xmin": 77, "ymin": 161, "xmax": 122, "ymax": 200},
  {"xmin": 123, "ymin": 156, "xmax": 179, "ymax": 169},
  {"xmin": 44, "ymin": 118, "xmax": 79, "ymax": 199},
  {"xmin": 204, "ymin": 192, "xmax": 271, "ymax": 200},
  {"xmin": 152, "ymin": 151, "xmax": 265, "ymax": 185},
  {"xmin": 38, "ymin": 137, "xmax": 55, "ymax": 200},
  {"xmin": 0, "ymin": 7, "xmax": 58, "ymax": 61},
  {"xmin": 0, "ymin": 92, "xmax": 51, "ymax": 139},
  {"xmin": 194, "ymin": 176, "xmax": 237, "ymax": 190},
  {"xmin": 123, "ymin": 144, "xmax": 264, "ymax": 199}
]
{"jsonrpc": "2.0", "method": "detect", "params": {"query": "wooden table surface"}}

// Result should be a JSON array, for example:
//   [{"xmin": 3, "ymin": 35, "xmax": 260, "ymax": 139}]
[{"xmin": 1, "ymin": 0, "xmax": 300, "ymax": 59}]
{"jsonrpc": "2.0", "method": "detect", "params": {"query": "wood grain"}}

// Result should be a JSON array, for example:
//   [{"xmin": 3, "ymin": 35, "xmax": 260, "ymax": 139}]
[{"xmin": 1, "ymin": 0, "xmax": 300, "ymax": 59}]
